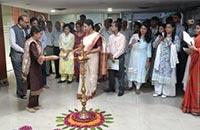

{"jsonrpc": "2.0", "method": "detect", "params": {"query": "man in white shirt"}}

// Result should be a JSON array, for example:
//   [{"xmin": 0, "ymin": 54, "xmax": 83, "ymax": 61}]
[
  {"xmin": 104, "ymin": 21, "xmax": 126, "ymax": 96},
  {"xmin": 38, "ymin": 20, "xmax": 49, "ymax": 88},
  {"xmin": 45, "ymin": 21, "xmax": 53, "ymax": 75},
  {"xmin": 10, "ymin": 15, "xmax": 29, "ymax": 99},
  {"xmin": 52, "ymin": 21, "xmax": 62, "ymax": 79},
  {"xmin": 121, "ymin": 20, "xmax": 132, "ymax": 89}
]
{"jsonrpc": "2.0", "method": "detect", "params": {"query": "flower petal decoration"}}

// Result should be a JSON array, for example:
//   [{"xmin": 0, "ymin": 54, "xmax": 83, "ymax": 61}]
[{"xmin": 56, "ymin": 108, "xmax": 114, "ymax": 130}]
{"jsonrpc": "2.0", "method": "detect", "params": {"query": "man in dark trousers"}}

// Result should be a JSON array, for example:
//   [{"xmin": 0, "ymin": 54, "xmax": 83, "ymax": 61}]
[
  {"xmin": 173, "ymin": 13, "xmax": 187, "ymax": 95},
  {"xmin": 10, "ymin": 15, "xmax": 29, "ymax": 99},
  {"xmin": 104, "ymin": 21, "xmax": 126, "ymax": 96}
]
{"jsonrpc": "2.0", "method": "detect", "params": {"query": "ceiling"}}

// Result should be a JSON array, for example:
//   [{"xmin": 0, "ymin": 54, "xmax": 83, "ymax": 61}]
[{"xmin": 1, "ymin": 0, "xmax": 200, "ymax": 15}]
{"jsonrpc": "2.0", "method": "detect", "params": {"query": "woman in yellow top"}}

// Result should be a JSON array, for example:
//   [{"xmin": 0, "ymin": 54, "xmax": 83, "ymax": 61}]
[{"xmin": 58, "ymin": 24, "xmax": 75, "ymax": 83}]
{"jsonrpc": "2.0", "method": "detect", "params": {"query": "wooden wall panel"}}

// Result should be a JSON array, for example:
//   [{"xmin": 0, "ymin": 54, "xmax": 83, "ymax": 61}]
[{"xmin": 0, "ymin": 4, "xmax": 8, "ymax": 87}]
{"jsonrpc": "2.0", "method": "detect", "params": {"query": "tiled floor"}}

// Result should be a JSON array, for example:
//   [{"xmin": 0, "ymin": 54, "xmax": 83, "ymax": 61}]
[{"xmin": 0, "ymin": 72, "xmax": 200, "ymax": 130}]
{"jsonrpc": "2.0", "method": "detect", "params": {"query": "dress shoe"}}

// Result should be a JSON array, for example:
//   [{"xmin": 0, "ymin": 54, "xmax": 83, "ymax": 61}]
[
  {"xmin": 104, "ymin": 88, "xmax": 115, "ymax": 92},
  {"xmin": 67, "ymin": 80, "xmax": 73, "ymax": 84},
  {"xmin": 43, "ymin": 85, "xmax": 50, "ymax": 89},
  {"xmin": 135, "ymin": 89, "xmax": 141, "ymax": 95},
  {"xmin": 58, "ymin": 80, "xmax": 66, "ymax": 83},
  {"xmin": 17, "ymin": 95, "xmax": 27, "ymax": 100},
  {"xmin": 55, "ymin": 75, "xmax": 61, "ymax": 79},
  {"xmin": 118, "ymin": 91, "xmax": 124, "ymax": 96}
]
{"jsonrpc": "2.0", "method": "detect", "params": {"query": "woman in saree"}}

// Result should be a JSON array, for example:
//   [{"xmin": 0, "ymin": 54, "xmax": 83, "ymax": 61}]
[
  {"xmin": 58, "ymin": 24, "xmax": 75, "ymax": 83},
  {"xmin": 74, "ymin": 21, "xmax": 85, "ymax": 82},
  {"xmin": 77, "ymin": 19, "xmax": 102, "ymax": 99},
  {"xmin": 182, "ymin": 21, "xmax": 200, "ymax": 116},
  {"xmin": 22, "ymin": 26, "xmax": 58, "ymax": 113}
]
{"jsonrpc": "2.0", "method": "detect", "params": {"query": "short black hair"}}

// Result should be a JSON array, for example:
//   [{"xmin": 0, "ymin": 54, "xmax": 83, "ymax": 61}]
[
  {"xmin": 166, "ymin": 16, "xmax": 173, "ymax": 23},
  {"xmin": 113, "ymin": 21, "xmax": 121, "ymax": 31},
  {"xmin": 63, "ymin": 23, "xmax": 71, "ymax": 31},
  {"xmin": 80, "ymin": 14, "xmax": 86, "ymax": 19},
  {"xmin": 18, "ymin": 15, "xmax": 28, "ymax": 23},
  {"xmin": 84, "ymin": 19, "xmax": 94, "ymax": 28},
  {"xmin": 116, "ymin": 18, "xmax": 122, "ymax": 23},
  {"xmin": 151, "ymin": 16, "xmax": 160, "ymax": 22},
  {"xmin": 107, "ymin": 18, "xmax": 113, "ymax": 24},
  {"xmin": 173, "ymin": 12, "xmax": 182, "ymax": 19},
  {"xmin": 76, "ymin": 20, "xmax": 83, "ymax": 26},
  {"xmin": 30, "ymin": 17, "xmax": 38, "ymax": 25},
  {"xmin": 38, "ymin": 20, "xmax": 46, "ymax": 31},
  {"xmin": 30, "ymin": 26, "xmax": 42, "ymax": 36},
  {"xmin": 46, "ymin": 21, "xmax": 52, "ymax": 26},
  {"xmin": 196, "ymin": 19, "xmax": 200, "ymax": 26},
  {"xmin": 94, "ymin": 24, "xmax": 101, "ymax": 32}
]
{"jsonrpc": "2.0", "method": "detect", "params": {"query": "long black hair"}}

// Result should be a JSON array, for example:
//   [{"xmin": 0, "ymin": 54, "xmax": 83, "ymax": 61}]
[
  {"xmin": 164, "ymin": 21, "xmax": 176, "ymax": 42},
  {"xmin": 30, "ymin": 26, "xmax": 42, "ymax": 36},
  {"xmin": 84, "ymin": 19, "xmax": 94, "ymax": 29},
  {"xmin": 63, "ymin": 23, "xmax": 71, "ymax": 32},
  {"xmin": 26, "ymin": 26, "xmax": 42, "ymax": 39},
  {"xmin": 139, "ymin": 23, "xmax": 151, "ymax": 43}
]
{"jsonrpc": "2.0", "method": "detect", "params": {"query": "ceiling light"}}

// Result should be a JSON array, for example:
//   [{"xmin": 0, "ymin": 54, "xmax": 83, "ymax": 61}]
[
  {"xmin": 107, "ymin": 8, "xmax": 112, "ymax": 12},
  {"xmin": 51, "ymin": 9, "xmax": 56, "ymax": 13}
]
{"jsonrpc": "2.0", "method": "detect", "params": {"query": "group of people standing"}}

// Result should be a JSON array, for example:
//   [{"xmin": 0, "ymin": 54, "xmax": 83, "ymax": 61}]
[{"xmin": 10, "ymin": 13, "xmax": 200, "ymax": 116}]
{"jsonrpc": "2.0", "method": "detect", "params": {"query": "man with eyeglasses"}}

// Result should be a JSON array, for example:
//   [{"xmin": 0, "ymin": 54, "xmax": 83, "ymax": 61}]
[{"xmin": 10, "ymin": 15, "xmax": 29, "ymax": 99}]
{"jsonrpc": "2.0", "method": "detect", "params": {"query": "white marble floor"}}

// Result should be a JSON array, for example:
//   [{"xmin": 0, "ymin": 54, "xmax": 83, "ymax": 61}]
[{"xmin": 0, "ymin": 72, "xmax": 200, "ymax": 130}]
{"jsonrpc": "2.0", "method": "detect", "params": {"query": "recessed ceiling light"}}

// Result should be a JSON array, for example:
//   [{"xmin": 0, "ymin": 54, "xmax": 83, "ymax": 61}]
[
  {"xmin": 51, "ymin": 9, "xmax": 56, "ymax": 13},
  {"xmin": 107, "ymin": 8, "xmax": 112, "ymax": 12}
]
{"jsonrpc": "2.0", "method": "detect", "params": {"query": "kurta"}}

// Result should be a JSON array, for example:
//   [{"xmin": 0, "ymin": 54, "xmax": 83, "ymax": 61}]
[
  {"xmin": 59, "ymin": 32, "xmax": 75, "ymax": 75},
  {"xmin": 28, "ymin": 42, "xmax": 43, "ymax": 95},
  {"xmin": 152, "ymin": 36, "xmax": 180, "ymax": 96},
  {"xmin": 127, "ymin": 34, "xmax": 151, "ymax": 83},
  {"xmin": 182, "ymin": 34, "xmax": 200, "ymax": 114}
]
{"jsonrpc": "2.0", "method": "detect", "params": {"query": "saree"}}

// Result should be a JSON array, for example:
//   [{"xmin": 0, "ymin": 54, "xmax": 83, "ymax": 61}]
[
  {"xmin": 78, "ymin": 32, "xmax": 101, "ymax": 98},
  {"xmin": 182, "ymin": 34, "xmax": 200, "ymax": 114}
]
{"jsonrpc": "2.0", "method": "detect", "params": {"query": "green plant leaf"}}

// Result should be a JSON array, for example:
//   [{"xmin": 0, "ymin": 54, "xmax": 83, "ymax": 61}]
[
  {"xmin": 61, "ymin": 113, "xmax": 67, "ymax": 116},
  {"xmin": 91, "ymin": 128, "xmax": 96, "ymax": 130},
  {"xmin": 62, "ymin": 126, "xmax": 69, "ymax": 129},
  {"xmin": 69, "ymin": 110, "xmax": 74, "ymax": 113},
  {"xmin": 56, "ymin": 116, "xmax": 65, "ymax": 119},
  {"xmin": 104, "ymin": 114, "xmax": 112, "ymax": 116},
  {"xmin": 56, "ymin": 124, "xmax": 64, "ymax": 127},
  {"xmin": 102, "ymin": 124, "xmax": 109, "ymax": 128},
  {"xmin": 95, "ymin": 109, "xmax": 100, "ymax": 112},
  {"xmin": 105, "ymin": 121, "xmax": 114, "ymax": 123},
  {"xmin": 100, "ymin": 111, "xmax": 106, "ymax": 114},
  {"xmin": 74, "ymin": 109, "xmax": 79, "ymax": 112},
  {"xmin": 105, "ymin": 117, "xmax": 114, "ymax": 120},
  {"xmin": 96, "ymin": 127, "xmax": 103, "ymax": 130},
  {"xmin": 56, "ymin": 119, "xmax": 64, "ymax": 123}
]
